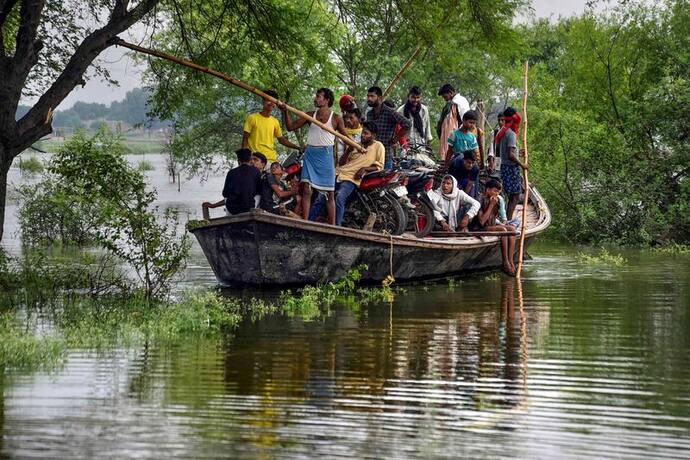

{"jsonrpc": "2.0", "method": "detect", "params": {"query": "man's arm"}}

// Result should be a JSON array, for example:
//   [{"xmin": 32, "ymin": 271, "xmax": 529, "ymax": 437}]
[
  {"xmin": 280, "ymin": 106, "xmax": 309, "ymax": 132},
  {"xmin": 241, "ymin": 131, "xmax": 250, "ymax": 149},
  {"xmin": 458, "ymin": 191, "xmax": 480, "ymax": 229},
  {"xmin": 278, "ymin": 136, "xmax": 300, "ymax": 150},
  {"xmin": 202, "ymin": 199, "xmax": 226, "ymax": 209},
  {"xmin": 477, "ymin": 198, "xmax": 496, "ymax": 227},
  {"xmin": 423, "ymin": 108, "xmax": 433, "ymax": 143},
  {"xmin": 392, "ymin": 108, "xmax": 412, "ymax": 132},
  {"xmin": 476, "ymin": 128, "xmax": 485, "ymax": 168},
  {"xmin": 444, "ymin": 145, "xmax": 455, "ymax": 170},
  {"xmin": 333, "ymin": 114, "xmax": 351, "ymax": 138},
  {"xmin": 508, "ymin": 147, "xmax": 528, "ymax": 170},
  {"xmin": 270, "ymin": 183, "xmax": 297, "ymax": 198}
]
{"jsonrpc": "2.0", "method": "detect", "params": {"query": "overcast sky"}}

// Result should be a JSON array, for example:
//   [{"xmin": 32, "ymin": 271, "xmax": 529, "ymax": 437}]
[{"xmin": 52, "ymin": 0, "xmax": 596, "ymax": 109}]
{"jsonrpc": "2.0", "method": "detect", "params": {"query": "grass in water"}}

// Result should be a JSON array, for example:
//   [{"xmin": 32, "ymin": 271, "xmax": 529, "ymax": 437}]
[
  {"xmin": 575, "ymin": 248, "xmax": 627, "ymax": 266},
  {"xmin": 651, "ymin": 243, "xmax": 690, "ymax": 256},
  {"xmin": 19, "ymin": 156, "xmax": 44, "ymax": 175},
  {"xmin": 137, "ymin": 159, "xmax": 155, "ymax": 171},
  {"xmin": 0, "ymin": 260, "xmax": 394, "ymax": 369}
]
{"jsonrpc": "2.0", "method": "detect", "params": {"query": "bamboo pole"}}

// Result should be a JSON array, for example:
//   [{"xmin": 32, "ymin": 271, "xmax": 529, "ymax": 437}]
[
  {"xmin": 477, "ymin": 100, "xmax": 486, "ymax": 168},
  {"xmin": 382, "ymin": 45, "xmax": 423, "ymax": 99},
  {"xmin": 109, "ymin": 38, "xmax": 364, "ymax": 152},
  {"xmin": 516, "ymin": 61, "xmax": 530, "ymax": 279}
]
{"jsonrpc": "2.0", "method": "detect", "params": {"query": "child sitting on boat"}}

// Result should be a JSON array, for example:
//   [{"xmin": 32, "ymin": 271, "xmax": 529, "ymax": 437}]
[
  {"xmin": 259, "ymin": 162, "xmax": 302, "ymax": 218},
  {"xmin": 428, "ymin": 175, "xmax": 480, "ymax": 233},
  {"xmin": 471, "ymin": 178, "xmax": 518, "ymax": 276}
]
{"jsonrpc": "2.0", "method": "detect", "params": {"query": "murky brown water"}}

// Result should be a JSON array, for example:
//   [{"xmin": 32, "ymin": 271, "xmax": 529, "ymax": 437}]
[{"xmin": 2, "ymin": 154, "xmax": 690, "ymax": 458}]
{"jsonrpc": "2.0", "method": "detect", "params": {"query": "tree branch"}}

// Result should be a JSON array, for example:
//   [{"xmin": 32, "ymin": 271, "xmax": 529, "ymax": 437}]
[{"xmin": 15, "ymin": 0, "xmax": 160, "ymax": 149}]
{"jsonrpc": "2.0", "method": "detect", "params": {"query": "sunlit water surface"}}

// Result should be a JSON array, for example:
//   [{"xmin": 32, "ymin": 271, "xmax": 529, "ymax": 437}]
[{"xmin": 1, "ymin": 154, "xmax": 690, "ymax": 458}]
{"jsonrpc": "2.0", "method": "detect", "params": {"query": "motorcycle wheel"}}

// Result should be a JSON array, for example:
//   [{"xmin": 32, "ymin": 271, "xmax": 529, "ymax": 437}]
[
  {"xmin": 342, "ymin": 192, "xmax": 407, "ymax": 235},
  {"xmin": 408, "ymin": 198, "xmax": 435, "ymax": 237},
  {"xmin": 379, "ymin": 192, "xmax": 408, "ymax": 235}
]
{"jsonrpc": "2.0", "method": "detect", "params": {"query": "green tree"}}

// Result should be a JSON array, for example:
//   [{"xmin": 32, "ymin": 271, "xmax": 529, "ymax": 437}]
[{"xmin": 524, "ymin": 1, "xmax": 690, "ymax": 243}]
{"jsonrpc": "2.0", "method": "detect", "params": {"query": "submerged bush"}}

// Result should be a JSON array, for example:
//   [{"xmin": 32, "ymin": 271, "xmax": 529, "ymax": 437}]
[{"xmin": 16, "ymin": 129, "xmax": 189, "ymax": 300}]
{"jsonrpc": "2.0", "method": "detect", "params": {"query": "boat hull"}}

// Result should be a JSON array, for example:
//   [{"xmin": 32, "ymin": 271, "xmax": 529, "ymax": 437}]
[
  {"xmin": 192, "ymin": 216, "xmax": 538, "ymax": 285},
  {"xmin": 190, "ymin": 187, "xmax": 550, "ymax": 286}
]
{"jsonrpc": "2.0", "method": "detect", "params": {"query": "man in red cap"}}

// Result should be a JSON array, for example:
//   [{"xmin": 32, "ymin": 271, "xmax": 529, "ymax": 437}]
[{"xmin": 339, "ymin": 94, "xmax": 357, "ymax": 114}]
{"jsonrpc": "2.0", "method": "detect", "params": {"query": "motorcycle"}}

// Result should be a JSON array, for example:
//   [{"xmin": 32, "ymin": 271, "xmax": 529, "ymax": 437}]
[
  {"xmin": 282, "ymin": 151, "xmax": 408, "ymax": 235},
  {"xmin": 395, "ymin": 143, "xmax": 439, "ymax": 237},
  {"xmin": 342, "ymin": 169, "xmax": 408, "ymax": 235}
]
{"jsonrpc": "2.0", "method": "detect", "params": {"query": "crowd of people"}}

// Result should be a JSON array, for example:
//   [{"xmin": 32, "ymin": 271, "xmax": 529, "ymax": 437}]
[{"xmin": 202, "ymin": 83, "xmax": 528, "ymax": 274}]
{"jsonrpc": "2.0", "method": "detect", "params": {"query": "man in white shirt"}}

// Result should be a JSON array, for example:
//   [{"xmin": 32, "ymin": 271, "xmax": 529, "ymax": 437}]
[
  {"xmin": 397, "ymin": 86, "xmax": 433, "ymax": 148},
  {"xmin": 436, "ymin": 83, "xmax": 470, "ymax": 134},
  {"xmin": 436, "ymin": 83, "xmax": 470, "ymax": 160}
]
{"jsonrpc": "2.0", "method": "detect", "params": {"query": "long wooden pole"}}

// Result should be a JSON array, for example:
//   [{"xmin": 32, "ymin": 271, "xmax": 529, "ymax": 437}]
[
  {"xmin": 382, "ymin": 45, "xmax": 423, "ymax": 99},
  {"xmin": 109, "ymin": 38, "xmax": 364, "ymax": 152},
  {"xmin": 516, "ymin": 60, "xmax": 530, "ymax": 278}
]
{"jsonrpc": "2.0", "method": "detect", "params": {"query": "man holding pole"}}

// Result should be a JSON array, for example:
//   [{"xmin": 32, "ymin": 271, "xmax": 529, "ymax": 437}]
[
  {"xmin": 242, "ymin": 89, "xmax": 301, "ymax": 166},
  {"xmin": 280, "ymin": 88, "xmax": 350, "ymax": 225},
  {"xmin": 496, "ymin": 107, "xmax": 528, "ymax": 220}
]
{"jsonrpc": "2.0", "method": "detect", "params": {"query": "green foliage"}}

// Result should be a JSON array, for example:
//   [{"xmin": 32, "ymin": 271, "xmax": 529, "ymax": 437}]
[
  {"xmin": 0, "ymin": 312, "xmax": 65, "ymax": 370},
  {"xmin": 575, "ymin": 249, "xmax": 627, "ymax": 267},
  {"xmin": 523, "ymin": 3, "xmax": 690, "ymax": 244},
  {"xmin": 17, "ymin": 130, "xmax": 189, "ymax": 299},
  {"xmin": 145, "ymin": 0, "xmax": 526, "ymax": 174}
]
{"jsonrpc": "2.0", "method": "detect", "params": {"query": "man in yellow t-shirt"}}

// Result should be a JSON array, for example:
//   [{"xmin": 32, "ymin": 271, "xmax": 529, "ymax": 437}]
[{"xmin": 242, "ymin": 89, "xmax": 300, "ymax": 164}]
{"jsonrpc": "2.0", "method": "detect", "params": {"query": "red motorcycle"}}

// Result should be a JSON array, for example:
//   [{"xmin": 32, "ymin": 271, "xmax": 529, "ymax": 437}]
[{"xmin": 282, "ymin": 152, "xmax": 408, "ymax": 235}]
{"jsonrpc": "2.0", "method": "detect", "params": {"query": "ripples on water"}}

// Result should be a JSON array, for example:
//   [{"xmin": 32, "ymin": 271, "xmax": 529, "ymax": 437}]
[{"xmin": 2, "ymin": 155, "xmax": 690, "ymax": 458}]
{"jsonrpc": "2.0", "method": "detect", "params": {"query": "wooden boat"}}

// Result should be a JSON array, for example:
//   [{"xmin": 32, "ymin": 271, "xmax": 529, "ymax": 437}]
[{"xmin": 189, "ymin": 187, "xmax": 551, "ymax": 286}]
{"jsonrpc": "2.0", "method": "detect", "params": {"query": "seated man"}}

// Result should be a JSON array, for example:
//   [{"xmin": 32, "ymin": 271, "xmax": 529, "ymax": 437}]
[
  {"xmin": 428, "ymin": 174, "xmax": 480, "ymax": 232},
  {"xmin": 203, "ymin": 148, "xmax": 261, "ymax": 216},
  {"xmin": 448, "ymin": 149, "xmax": 480, "ymax": 199},
  {"xmin": 310, "ymin": 121, "xmax": 385, "ymax": 225},
  {"xmin": 471, "ymin": 178, "xmax": 517, "ymax": 276}
]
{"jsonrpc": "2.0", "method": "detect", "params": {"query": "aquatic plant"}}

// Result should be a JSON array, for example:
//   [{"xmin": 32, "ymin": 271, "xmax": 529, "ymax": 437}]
[
  {"xmin": 0, "ymin": 313, "xmax": 65, "ymax": 370},
  {"xmin": 575, "ymin": 248, "xmax": 627, "ymax": 266},
  {"xmin": 651, "ymin": 243, "xmax": 690, "ymax": 256},
  {"xmin": 137, "ymin": 159, "xmax": 155, "ymax": 171},
  {"xmin": 18, "ymin": 156, "xmax": 44, "ymax": 175}
]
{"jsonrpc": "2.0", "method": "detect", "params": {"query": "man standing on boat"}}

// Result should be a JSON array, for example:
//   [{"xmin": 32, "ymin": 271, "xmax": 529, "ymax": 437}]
[
  {"xmin": 365, "ymin": 86, "xmax": 412, "ymax": 169},
  {"xmin": 243, "ymin": 89, "xmax": 301, "ymax": 167},
  {"xmin": 436, "ymin": 84, "xmax": 470, "ymax": 161},
  {"xmin": 496, "ymin": 107, "xmax": 528, "ymax": 220},
  {"xmin": 397, "ymin": 86, "xmax": 433, "ymax": 148},
  {"xmin": 280, "ymin": 88, "xmax": 350, "ymax": 225}
]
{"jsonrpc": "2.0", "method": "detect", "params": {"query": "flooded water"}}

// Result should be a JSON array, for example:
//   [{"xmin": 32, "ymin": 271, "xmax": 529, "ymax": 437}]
[{"xmin": 2, "ymin": 154, "xmax": 690, "ymax": 458}]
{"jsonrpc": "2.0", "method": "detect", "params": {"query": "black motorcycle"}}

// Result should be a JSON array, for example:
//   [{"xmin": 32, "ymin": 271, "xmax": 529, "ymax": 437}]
[{"xmin": 396, "ymin": 144, "xmax": 438, "ymax": 237}]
